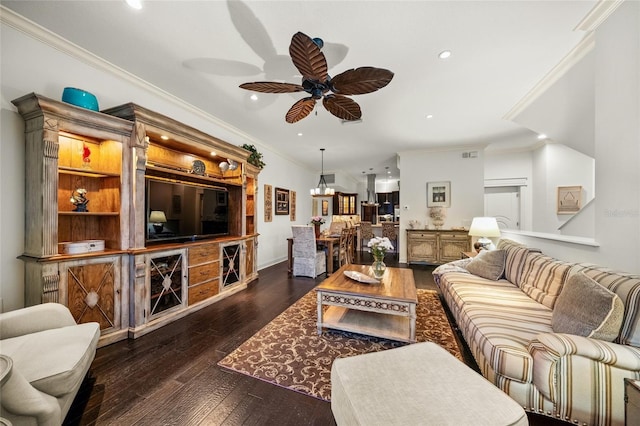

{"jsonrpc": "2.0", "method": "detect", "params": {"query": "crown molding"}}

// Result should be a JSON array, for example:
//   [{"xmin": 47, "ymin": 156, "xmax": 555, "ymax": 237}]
[
  {"xmin": 0, "ymin": 6, "xmax": 258, "ymax": 143},
  {"xmin": 574, "ymin": 0, "xmax": 624, "ymax": 31},
  {"xmin": 0, "ymin": 6, "xmax": 308, "ymax": 169},
  {"xmin": 503, "ymin": 32, "xmax": 595, "ymax": 122}
]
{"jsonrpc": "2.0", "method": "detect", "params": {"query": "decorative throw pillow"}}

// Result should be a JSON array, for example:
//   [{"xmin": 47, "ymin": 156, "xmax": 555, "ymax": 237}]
[
  {"xmin": 552, "ymin": 272, "xmax": 624, "ymax": 342},
  {"xmin": 464, "ymin": 249, "xmax": 506, "ymax": 281}
]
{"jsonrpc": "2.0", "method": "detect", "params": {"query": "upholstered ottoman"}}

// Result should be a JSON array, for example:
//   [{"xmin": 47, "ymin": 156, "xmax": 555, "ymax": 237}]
[{"xmin": 331, "ymin": 342, "xmax": 528, "ymax": 425}]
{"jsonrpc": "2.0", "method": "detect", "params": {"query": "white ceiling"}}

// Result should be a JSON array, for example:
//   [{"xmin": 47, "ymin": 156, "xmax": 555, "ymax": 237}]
[{"xmin": 2, "ymin": 0, "xmax": 596, "ymax": 184}]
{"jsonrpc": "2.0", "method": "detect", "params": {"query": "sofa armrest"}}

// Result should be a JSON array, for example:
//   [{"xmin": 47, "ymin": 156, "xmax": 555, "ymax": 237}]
[
  {"xmin": 432, "ymin": 258, "xmax": 472, "ymax": 287},
  {"xmin": 0, "ymin": 355, "xmax": 62, "ymax": 426},
  {"xmin": 531, "ymin": 333, "xmax": 640, "ymax": 369},
  {"xmin": 0, "ymin": 303, "xmax": 76, "ymax": 340},
  {"xmin": 529, "ymin": 332, "xmax": 640, "ymax": 410}
]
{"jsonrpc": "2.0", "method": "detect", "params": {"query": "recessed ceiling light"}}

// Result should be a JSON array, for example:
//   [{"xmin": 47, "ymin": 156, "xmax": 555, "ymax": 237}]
[
  {"xmin": 426, "ymin": 114, "xmax": 434, "ymax": 119},
  {"xmin": 160, "ymin": 135, "xmax": 169, "ymax": 140},
  {"xmin": 537, "ymin": 133, "xmax": 547, "ymax": 140},
  {"xmin": 250, "ymin": 94, "xmax": 258, "ymax": 101},
  {"xmin": 438, "ymin": 50, "xmax": 452, "ymax": 59},
  {"xmin": 125, "ymin": 0, "xmax": 142, "ymax": 10},
  {"xmin": 210, "ymin": 151, "xmax": 216, "ymax": 156},
  {"xmin": 297, "ymin": 132, "xmax": 303, "ymax": 136}
]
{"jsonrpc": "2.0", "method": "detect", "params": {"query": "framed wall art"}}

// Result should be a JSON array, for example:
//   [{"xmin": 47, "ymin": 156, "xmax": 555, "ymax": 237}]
[
  {"xmin": 275, "ymin": 187, "xmax": 289, "ymax": 215},
  {"xmin": 322, "ymin": 199, "xmax": 329, "ymax": 216},
  {"xmin": 557, "ymin": 185, "xmax": 582, "ymax": 214},
  {"xmin": 264, "ymin": 184, "xmax": 272, "ymax": 222},
  {"xmin": 290, "ymin": 190, "xmax": 296, "ymax": 221},
  {"xmin": 427, "ymin": 181, "xmax": 451, "ymax": 208}
]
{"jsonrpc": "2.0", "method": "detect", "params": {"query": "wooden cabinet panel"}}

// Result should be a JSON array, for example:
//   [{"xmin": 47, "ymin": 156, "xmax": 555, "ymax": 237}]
[
  {"xmin": 407, "ymin": 230, "xmax": 471, "ymax": 264},
  {"xmin": 65, "ymin": 259, "xmax": 118, "ymax": 330},
  {"xmin": 407, "ymin": 234, "xmax": 437, "ymax": 263},
  {"xmin": 439, "ymin": 233, "xmax": 472, "ymax": 263},
  {"xmin": 188, "ymin": 262, "xmax": 219, "ymax": 286},
  {"xmin": 188, "ymin": 243, "xmax": 220, "ymax": 266},
  {"xmin": 188, "ymin": 279, "xmax": 220, "ymax": 305}
]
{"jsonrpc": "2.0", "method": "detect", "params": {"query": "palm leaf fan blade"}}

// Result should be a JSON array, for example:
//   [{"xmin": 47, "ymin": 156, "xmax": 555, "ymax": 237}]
[
  {"xmin": 289, "ymin": 32, "xmax": 328, "ymax": 82},
  {"xmin": 239, "ymin": 82, "xmax": 304, "ymax": 93},
  {"xmin": 330, "ymin": 67, "xmax": 394, "ymax": 95},
  {"xmin": 322, "ymin": 95, "xmax": 361, "ymax": 121},
  {"xmin": 286, "ymin": 97, "xmax": 316, "ymax": 123}
]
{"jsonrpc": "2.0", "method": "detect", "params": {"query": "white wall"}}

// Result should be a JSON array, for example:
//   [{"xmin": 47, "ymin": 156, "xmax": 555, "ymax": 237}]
[
  {"xmin": 502, "ymin": 2, "xmax": 640, "ymax": 274},
  {"xmin": 531, "ymin": 143, "xmax": 595, "ymax": 234},
  {"xmin": 592, "ymin": 0, "xmax": 640, "ymax": 273},
  {"xmin": 484, "ymin": 149, "xmax": 533, "ymax": 231},
  {"xmin": 397, "ymin": 147, "xmax": 484, "ymax": 262},
  {"xmin": 0, "ymin": 18, "xmax": 315, "ymax": 311}
]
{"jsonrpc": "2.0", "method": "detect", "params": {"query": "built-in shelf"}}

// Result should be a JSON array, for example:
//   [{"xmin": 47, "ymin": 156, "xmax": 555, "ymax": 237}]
[
  {"xmin": 58, "ymin": 166, "xmax": 120, "ymax": 178},
  {"xmin": 58, "ymin": 212, "xmax": 120, "ymax": 216}
]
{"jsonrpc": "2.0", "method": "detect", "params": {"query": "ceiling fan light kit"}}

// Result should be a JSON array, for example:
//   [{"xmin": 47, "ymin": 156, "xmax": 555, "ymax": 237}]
[{"xmin": 240, "ymin": 32, "xmax": 393, "ymax": 123}]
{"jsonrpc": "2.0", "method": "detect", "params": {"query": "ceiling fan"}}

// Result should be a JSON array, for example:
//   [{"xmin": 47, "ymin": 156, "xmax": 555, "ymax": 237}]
[{"xmin": 239, "ymin": 32, "xmax": 394, "ymax": 123}]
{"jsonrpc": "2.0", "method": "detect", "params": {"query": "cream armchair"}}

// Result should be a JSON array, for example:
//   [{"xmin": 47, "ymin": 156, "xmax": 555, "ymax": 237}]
[{"xmin": 0, "ymin": 303, "xmax": 100, "ymax": 425}]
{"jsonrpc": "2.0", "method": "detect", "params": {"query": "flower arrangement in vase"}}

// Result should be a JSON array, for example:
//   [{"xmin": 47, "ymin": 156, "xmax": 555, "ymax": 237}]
[
  {"xmin": 428, "ymin": 207, "xmax": 447, "ymax": 229},
  {"xmin": 367, "ymin": 236, "xmax": 394, "ymax": 279},
  {"xmin": 310, "ymin": 216, "xmax": 325, "ymax": 238}
]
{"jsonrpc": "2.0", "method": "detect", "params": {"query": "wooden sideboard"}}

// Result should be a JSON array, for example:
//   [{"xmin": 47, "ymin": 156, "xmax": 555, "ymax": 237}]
[{"xmin": 406, "ymin": 229, "xmax": 471, "ymax": 265}]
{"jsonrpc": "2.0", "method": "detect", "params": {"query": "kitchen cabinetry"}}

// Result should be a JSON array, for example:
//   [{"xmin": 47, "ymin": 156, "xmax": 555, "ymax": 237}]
[
  {"xmin": 406, "ymin": 230, "xmax": 471, "ymax": 264},
  {"xmin": 333, "ymin": 192, "xmax": 357, "ymax": 215}
]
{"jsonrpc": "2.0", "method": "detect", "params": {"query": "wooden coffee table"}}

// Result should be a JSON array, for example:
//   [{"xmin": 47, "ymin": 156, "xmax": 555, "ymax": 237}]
[{"xmin": 315, "ymin": 264, "xmax": 418, "ymax": 343}]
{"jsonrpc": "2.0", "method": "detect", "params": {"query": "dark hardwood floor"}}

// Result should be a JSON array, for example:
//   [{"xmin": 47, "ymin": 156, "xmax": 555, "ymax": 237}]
[{"xmin": 65, "ymin": 254, "xmax": 565, "ymax": 425}]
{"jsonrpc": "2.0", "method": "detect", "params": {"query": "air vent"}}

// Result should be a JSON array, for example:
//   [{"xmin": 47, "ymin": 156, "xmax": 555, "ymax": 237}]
[{"xmin": 322, "ymin": 173, "xmax": 335, "ymax": 184}]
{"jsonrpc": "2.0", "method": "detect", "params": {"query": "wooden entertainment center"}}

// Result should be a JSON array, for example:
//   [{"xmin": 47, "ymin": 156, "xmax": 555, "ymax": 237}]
[{"xmin": 13, "ymin": 93, "xmax": 260, "ymax": 346}]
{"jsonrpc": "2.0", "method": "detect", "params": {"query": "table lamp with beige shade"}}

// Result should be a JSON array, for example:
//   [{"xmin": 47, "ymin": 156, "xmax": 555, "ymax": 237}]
[
  {"xmin": 468, "ymin": 217, "xmax": 501, "ymax": 251},
  {"xmin": 149, "ymin": 210, "xmax": 167, "ymax": 234}
]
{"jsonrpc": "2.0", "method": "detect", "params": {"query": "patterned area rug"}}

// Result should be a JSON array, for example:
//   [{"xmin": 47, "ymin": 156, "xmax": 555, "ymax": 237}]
[{"xmin": 217, "ymin": 289, "xmax": 461, "ymax": 401}]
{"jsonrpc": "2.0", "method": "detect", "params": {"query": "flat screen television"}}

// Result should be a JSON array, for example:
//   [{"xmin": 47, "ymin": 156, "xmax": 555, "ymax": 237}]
[{"xmin": 146, "ymin": 178, "xmax": 229, "ymax": 243}]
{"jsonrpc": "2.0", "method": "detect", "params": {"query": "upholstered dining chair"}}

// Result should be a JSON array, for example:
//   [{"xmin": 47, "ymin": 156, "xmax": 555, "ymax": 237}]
[
  {"xmin": 291, "ymin": 225, "xmax": 326, "ymax": 278},
  {"xmin": 329, "ymin": 221, "xmax": 346, "ymax": 236},
  {"xmin": 359, "ymin": 221, "xmax": 374, "ymax": 254},
  {"xmin": 382, "ymin": 222, "xmax": 399, "ymax": 259}
]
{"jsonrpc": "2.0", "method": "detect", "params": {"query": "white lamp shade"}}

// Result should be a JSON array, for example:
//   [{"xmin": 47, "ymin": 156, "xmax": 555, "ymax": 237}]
[
  {"xmin": 149, "ymin": 210, "xmax": 167, "ymax": 224},
  {"xmin": 468, "ymin": 217, "xmax": 501, "ymax": 238}
]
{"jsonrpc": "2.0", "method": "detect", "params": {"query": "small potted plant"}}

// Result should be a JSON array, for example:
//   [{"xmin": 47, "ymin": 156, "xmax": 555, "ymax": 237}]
[{"xmin": 241, "ymin": 144, "xmax": 266, "ymax": 169}]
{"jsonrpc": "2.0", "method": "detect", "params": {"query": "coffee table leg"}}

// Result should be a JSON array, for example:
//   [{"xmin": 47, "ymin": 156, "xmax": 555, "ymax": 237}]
[
  {"xmin": 317, "ymin": 291, "xmax": 323, "ymax": 335},
  {"xmin": 409, "ymin": 303, "xmax": 416, "ymax": 342}
]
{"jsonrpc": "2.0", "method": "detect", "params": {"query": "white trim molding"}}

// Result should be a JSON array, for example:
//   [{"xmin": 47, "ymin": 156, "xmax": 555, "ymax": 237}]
[
  {"xmin": 503, "ymin": 32, "xmax": 595, "ymax": 122},
  {"xmin": 484, "ymin": 177, "xmax": 528, "ymax": 187},
  {"xmin": 574, "ymin": 0, "xmax": 624, "ymax": 31}
]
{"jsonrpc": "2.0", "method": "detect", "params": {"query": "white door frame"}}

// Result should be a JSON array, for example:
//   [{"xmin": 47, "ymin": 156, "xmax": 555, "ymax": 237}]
[{"xmin": 484, "ymin": 178, "xmax": 529, "ymax": 231}]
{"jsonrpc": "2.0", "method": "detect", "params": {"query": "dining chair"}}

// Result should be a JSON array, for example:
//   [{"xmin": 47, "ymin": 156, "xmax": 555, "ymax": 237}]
[
  {"xmin": 346, "ymin": 227, "xmax": 356, "ymax": 263},
  {"xmin": 291, "ymin": 225, "xmax": 326, "ymax": 278},
  {"xmin": 329, "ymin": 221, "xmax": 346, "ymax": 236},
  {"xmin": 334, "ymin": 227, "xmax": 351, "ymax": 270},
  {"xmin": 359, "ymin": 221, "xmax": 374, "ymax": 254},
  {"xmin": 382, "ymin": 222, "xmax": 398, "ymax": 259}
]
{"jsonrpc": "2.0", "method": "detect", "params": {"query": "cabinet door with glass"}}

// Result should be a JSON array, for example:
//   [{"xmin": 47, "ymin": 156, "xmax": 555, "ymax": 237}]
[
  {"xmin": 147, "ymin": 249, "xmax": 187, "ymax": 319},
  {"xmin": 220, "ymin": 241, "xmax": 244, "ymax": 290}
]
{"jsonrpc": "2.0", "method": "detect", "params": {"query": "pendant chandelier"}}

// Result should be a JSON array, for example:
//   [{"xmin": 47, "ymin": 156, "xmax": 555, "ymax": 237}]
[{"xmin": 310, "ymin": 148, "xmax": 335, "ymax": 197}]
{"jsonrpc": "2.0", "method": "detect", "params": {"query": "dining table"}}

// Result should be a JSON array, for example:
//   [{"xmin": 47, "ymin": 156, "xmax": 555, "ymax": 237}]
[{"xmin": 287, "ymin": 235, "xmax": 341, "ymax": 276}]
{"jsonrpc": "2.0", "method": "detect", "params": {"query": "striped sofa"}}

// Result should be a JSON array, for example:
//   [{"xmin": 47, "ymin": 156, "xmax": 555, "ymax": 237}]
[{"xmin": 433, "ymin": 239, "xmax": 640, "ymax": 426}]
